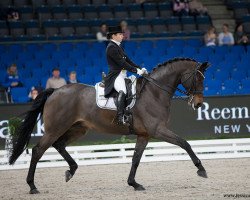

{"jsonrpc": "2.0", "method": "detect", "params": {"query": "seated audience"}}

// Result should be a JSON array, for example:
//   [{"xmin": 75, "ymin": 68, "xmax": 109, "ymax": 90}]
[
  {"xmin": 120, "ymin": 20, "xmax": 131, "ymax": 40},
  {"xmin": 28, "ymin": 86, "xmax": 43, "ymax": 102},
  {"xmin": 204, "ymin": 26, "xmax": 217, "ymax": 46},
  {"xmin": 7, "ymin": 7, "xmax": 19, "ymax": 21},
  {"xmin": 67, "ymin": 71, "xmax": 78, "ymax": 84},
  {"xmin": 3, "ymin": 63, "xmax": 23, "ymax": 89},
  {"xmin": 3, "ymin": 63, "xmax": 23, "ymax": 103},
  {"xmin": 46, "ymin": 68, "xmax": 66, "ymax": 89},
  {"xmin": 218, "ymin": 24, "xmax": 234, "ymax": 46},
  {"xmin": 96, "ymin": 23, "xmax": 108, "ymax": 42},
  {"xmin": 173, "ymin": 0, "xmax": 189, "ymax": 16},
  {"xmin": 189, "ymin": 0, "xmax": 208, "ymax": 16},
  {"xmin": 234, "ymin": 23, "xmax": 249, "ymax": 46}
]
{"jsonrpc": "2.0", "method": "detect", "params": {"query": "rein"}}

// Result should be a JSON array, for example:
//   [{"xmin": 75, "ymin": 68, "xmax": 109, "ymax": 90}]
[{"xmin": 138, "ymin": 63, "xmax": 204, "ymax": 102}]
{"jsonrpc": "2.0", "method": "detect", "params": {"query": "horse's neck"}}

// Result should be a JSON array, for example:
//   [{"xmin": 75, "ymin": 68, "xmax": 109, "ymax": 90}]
[{"xmin": 151, "ymin": 66, "xmax": 182, "ymax": 93}]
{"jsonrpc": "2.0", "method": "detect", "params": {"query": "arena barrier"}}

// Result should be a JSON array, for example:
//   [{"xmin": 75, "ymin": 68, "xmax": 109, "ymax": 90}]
[{"xmin": 0, "ymin": 138, "xmax": 250, "ymax": 170}]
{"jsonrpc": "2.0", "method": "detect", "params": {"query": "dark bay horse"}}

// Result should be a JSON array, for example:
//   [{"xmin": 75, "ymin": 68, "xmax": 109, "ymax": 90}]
[{"xmin": 9, "ymin": 58, "xmax": 209, "ymax": 194}]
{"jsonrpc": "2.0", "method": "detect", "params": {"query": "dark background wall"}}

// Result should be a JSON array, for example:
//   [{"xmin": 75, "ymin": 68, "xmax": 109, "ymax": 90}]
[{"xmin": 1, "ymin": 95, "xmax": 250, "ymax": 149}]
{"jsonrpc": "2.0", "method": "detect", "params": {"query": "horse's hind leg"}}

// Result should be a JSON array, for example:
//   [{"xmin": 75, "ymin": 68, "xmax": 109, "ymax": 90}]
[
  {"xmin": 26, "ymin": 134, "xmax": 59, "ymax": 194},
  {"xmin": 127, "ymin": 135, "xmax": 149, "ymax": 191},
  {"xmin": 53, "ymin": 124, "xmax": 87, "ymax": 182},
  {"xmin": 152, "ymin": 125, "xmax": 207, "ymax": 178}
]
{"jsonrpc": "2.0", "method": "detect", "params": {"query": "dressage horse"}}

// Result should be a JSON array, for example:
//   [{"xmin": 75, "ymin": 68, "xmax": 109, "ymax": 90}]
[{"xmin": 9, "ymin": 58, "xmax": 209, "ymax": 194}]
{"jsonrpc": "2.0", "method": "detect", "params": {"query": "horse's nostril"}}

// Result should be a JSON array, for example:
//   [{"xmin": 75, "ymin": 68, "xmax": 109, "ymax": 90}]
[{"xmin": 196, "ymin": 103, "xmax": 202, "ymax": 108}]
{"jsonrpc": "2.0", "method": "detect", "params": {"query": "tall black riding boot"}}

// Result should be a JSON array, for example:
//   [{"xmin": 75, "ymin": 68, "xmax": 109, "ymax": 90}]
[{"xmin": 117, "ymin": 91, "xmax": 126, "ymax": 125}]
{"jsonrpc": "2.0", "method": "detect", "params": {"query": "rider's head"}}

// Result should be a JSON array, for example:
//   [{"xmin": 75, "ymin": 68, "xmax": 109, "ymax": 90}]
[{"xmin": 107, "ymin": 26, "xmax": 124, "ymax": 42}]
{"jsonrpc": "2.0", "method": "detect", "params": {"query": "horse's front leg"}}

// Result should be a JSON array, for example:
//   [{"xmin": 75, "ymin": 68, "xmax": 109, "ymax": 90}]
[
  {"xmin": 151, "ymin": 123, "xmax": 207, "ymax": 178},
  {"xmin": 127, "ymin": 135, "xmax": 149, "ymax": 191}
]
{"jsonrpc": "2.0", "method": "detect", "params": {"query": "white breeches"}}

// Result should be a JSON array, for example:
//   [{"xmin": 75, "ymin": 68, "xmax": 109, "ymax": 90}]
[{"xmin": 114, "ymin": 70, "xmax": 127, "ymax": 94}]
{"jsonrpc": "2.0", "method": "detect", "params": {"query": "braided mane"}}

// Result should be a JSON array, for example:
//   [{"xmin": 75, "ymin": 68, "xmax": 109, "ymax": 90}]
[{"xmin": 151, "ymin": 57, "xmax": 197, "ymax": 73}]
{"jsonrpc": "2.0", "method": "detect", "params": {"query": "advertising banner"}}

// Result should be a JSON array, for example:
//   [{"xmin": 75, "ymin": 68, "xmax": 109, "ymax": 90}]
[{"xmin": 0, "ymin": 95, "xmax": 250, "ymax": 148}]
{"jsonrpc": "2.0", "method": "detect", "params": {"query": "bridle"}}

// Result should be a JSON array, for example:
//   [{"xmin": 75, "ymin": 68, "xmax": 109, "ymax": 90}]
[{"xmin": 139, "ymin": 63, "xmax": 205, "ymax": 102}]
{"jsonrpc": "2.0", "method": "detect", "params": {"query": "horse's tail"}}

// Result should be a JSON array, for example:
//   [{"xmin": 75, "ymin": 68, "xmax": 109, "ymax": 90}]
[{"xmin": 9, "ymin": 88, "xmax": 55, "ymax": 165}]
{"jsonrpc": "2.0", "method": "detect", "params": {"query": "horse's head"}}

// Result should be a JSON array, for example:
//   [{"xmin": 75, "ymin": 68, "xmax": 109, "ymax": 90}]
[{"xmin": 180, "ymin": 62, "xmax": 210, "ymax": 109}]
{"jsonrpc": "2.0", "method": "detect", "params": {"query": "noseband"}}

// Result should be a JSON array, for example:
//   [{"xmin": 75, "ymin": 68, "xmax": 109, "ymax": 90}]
[{"xmin": 180, "ymin": 63, "xmax": 205, "ymax": 96}]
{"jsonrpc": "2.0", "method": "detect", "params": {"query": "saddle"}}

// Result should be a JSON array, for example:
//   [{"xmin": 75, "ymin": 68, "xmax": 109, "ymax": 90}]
[{"xmin": 95, "ymin": 75, "xmax": 137, "ymax": 111}]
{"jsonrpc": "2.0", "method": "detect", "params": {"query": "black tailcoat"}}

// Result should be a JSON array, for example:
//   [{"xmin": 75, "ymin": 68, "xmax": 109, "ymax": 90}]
[{"xmin": 104, "ymin": 41, "xmax": 141, "ymax": 98}]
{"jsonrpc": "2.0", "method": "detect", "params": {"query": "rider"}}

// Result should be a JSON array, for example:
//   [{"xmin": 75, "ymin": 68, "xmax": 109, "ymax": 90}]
[{"xmin": 104, "ymin": 25, "xmax": 147, "ymax": 125}]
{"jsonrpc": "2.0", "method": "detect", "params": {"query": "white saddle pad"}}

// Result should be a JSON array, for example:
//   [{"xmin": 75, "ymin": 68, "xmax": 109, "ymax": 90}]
[{"xmin": 95, "ymin": 75, "xmax": 137, "ymax": 111}]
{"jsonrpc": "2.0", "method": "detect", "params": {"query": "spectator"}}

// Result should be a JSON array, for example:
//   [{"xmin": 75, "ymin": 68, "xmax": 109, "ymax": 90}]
[
  {"xmin": 3, "ymin": 63, "xmax": 23, "ymax": 89},
  {"xmin": 7, "ymin": 7, "xmax": 20, "ymax": 22},
  {"xmin": 46, "ymin": 68, "xmax": 66, "ymax": 89},
  {"xmin": 204, "ymin": 26, "xmax": 217, "ymax": 46},
  {"xmin": 67, "ymin": 71, "xmax": 78, "ymax": 84},
  {"xmin": 28, "ymin": 86, "xmax": 43, "ymax": 102},
  {"xmin": 189, "ymin": 0, "xmax": 208, "ymax": 16},
  {"xmin": 96, "ymin": 23, "xmax": 108, "ymax": 42},
  {"xmin": 120, "ymin": 20, "xmax": 131, "ymax": 40},
  {"xmin": 218, "ymin": 24, "xmax": 234, "ymax": 46},
  {"xmin": 173, "ymin": 0, "xmax": 189, "ymax": 16},
  {"xmin": 3, "ymin": 63, "xmax": 23, "ymax": 102},
  {"xmin": 234, "ymin": 23, "xmax": 249, "ymax": 46}
]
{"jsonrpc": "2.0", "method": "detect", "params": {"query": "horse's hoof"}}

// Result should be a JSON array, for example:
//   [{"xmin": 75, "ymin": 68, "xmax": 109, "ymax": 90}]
[
  {"xmin": 29, "ymin": 188, "xmax": 40, "ymax": 194},
  {"xmin": 65, "ymin": 170, "xmax": 73, "ymax": 182},
  {"xmin": 197, "ymin": 169, "xmax": 208, "ymax": 178},
  {"xmin": 134, "ymin": 184, "xmax": 145, "ymax": 191}
]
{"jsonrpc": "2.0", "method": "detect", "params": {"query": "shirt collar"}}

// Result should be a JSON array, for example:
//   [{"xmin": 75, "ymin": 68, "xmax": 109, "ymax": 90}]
[{"xmin": 111, "ymin": 39, "xmax": 121, "ymax": 46}]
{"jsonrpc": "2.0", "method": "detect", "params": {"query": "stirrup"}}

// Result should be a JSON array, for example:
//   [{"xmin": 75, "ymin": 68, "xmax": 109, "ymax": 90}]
[{"xmin": 117, "ymin": 115, "xmax": 128, "ymax": 125}]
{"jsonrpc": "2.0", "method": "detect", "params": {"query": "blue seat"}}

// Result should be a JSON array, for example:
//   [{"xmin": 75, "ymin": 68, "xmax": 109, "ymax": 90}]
[
  {"xmin": 205, "ymin": 79, "xmax": 222, "ymax": 90},
  {"xmin": 23, "ymin": 78, "xmax": 41, "ymax": 90},
  {"xmin": 34, "ymin": 51, "xmax": 51, "ymax": 60},
  {"xmin": 186, "ymin": 39, "xmax": 203, "ymax": 47},
  {"xmin": 68, "ymin": 50, "xmax": 85, "ymax": 60},
  {"xmin": 214, "ymin": 71, "xmax": 230, "ymax": 81},
  {"xmin": 123, "ymin": 41, "xmax": 138, "ymax": 51},
  {"xmin": 59, "ymin": 59, "xmax": 75, "ymax": 69},
  {"xmin": 51, "ymin": 51, "xmax": 68, "ymax": 60},
  {"xmin": 24, "ymin": 60, "xmax": 41, "ymax": 69},
  {"xmin": 237, "ymin": 88, "xmax": 250, "ymax": 95},
  {"xmin": 9, "ymin": 44, "xmax": 24, "ymax": 52},
  {"xmin": 223, "ymin": 79, "xmax": 240, "ymax": 90},
  {"xmin": 166, "ymin": 46, "xmax": 182, "ymax": 57},
  {"xmin": 216, "ymin": 61, "xmax": 234, "ymax": 71},
  {"xmin": 196, "ymin": 15, "xmax": 210, "ymax": 24},
  {"xmin": 230, "ymin": 45, "xmax": 246, "ymax": 54},
  {"xmin": 182, "ymin": 46, "xmax": 197, "ymax": 57},
  {"xmin": 139, "ymin": 40, "xmax": 154, "ymax": 49},
  {"xmin": 41, "ymin": 60, "xmax": 58, "ymax": 69},
  {"xmin": 204, "ymin": 89, "xmax": 220, "ymax": 96},
  {"xmin": 231, "ymin": 70, "xmax": 247, "ymax": 80},
  {"xmin": 17, "ymin": 52, "xmax": 31, "ymax": 63},
  {"xmin": 58, "ymin": 43, "xmax": 74, "ymax": 51},
  {"xmin": 42, "ymin": 43, "xmax": 57, "ymax": 52},
  {"xmin": 25, "ymin": 43, "xmax": 41, "ymax": 52},
  {"xmin": 199, "ymin": 46, "xmax": 214, "ymax": 55},
  {"xmin": 19, "ymin": 68, "xmax": 32, "ymax": 79},
  {"xmin": 214, "ymin": 46, "xmax": 230, "ymax": 56},
  {"xmin": 220, "ymin": 89, "xmax": 235, "ymax": 96},
  {"xmin": 75, "ymin": 42, "xmax": 89, "ymax": 51},
  {"xmin": 41, "ymin": 76, "xmax": 50, "ymax": 88},
  {"xmin": 11, "ymin": 87, "xmax": 28, "ymax": 103},
  {"xmin": 241, "ymin": 79, "xmax": 250, "ymax": 89}
]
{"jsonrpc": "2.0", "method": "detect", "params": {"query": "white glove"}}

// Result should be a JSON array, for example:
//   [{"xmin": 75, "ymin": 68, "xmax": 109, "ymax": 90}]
[
  {"xmin": 141, "ymin": 68, "xmax": 148, "ymax": 75},
  {"xmin": 137, "ymin": 68, "xmax": 144, "ymax": 76}
]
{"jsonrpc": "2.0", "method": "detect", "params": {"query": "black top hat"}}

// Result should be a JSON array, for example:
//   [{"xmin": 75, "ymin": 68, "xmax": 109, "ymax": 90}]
[{"xmin": 107, "ymin": 26, "xmax": 124, "ymax": 39}]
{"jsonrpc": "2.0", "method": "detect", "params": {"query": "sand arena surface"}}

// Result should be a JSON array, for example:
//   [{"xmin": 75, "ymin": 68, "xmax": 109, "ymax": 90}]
[{"xmin": 0, "ymin": 158, "xmax": 249, "ymax": 200}]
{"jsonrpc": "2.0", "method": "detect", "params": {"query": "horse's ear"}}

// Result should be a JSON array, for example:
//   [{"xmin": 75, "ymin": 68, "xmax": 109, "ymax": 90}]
[{"xmin": 199, "ymin": 62, "xmax": 210, "ymax": 71}]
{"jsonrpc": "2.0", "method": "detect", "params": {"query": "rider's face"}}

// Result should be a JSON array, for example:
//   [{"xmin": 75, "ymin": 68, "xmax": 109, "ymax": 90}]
[{"xmin": 112, "ymin": 33, "xmax": 124, "ymax": 42}]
